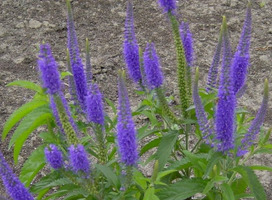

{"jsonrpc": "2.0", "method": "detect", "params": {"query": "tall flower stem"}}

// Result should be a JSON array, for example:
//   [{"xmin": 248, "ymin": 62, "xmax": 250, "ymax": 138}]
[
  {"xmin": 93, "ymin": 125, "xmax": 107, "ymax": 164},
  {"xmin": 169, "ymin": 13, "xmax": 190, "ymax": 118},
  {"xmin": 155, "ymin": 88, "xmax": 180, "ymax": 124},
  {"xmin": 53, "ymin": 95, "xmax": 79, "ymax": 145}
]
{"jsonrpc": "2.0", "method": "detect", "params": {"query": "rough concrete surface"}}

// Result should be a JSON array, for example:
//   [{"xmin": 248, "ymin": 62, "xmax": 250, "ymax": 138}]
[{"xmin": 0, "ymin": 0, "xmax": 271, "ymax": 199}]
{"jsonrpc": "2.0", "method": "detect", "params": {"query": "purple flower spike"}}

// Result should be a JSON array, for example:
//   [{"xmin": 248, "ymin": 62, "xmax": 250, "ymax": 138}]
[
  {"xmin": 66, "ymin": 0, "xmax": 88, "ymax": 111},
  {"xmin": 180, "ymin": 22, "xmax": 194, "ymax": 67},
  {"xmin": 232, "ymin": 4, "xmax": 251, "ymax": 95},
  {"xmin": 68, "ymin": 144, "xmax": 90, "ymax": 175},
  {"xmin": 237, "ymin": 79, "xmax": 269, "ymax": 156},
  {"xmin": 38, "ymin": 44, "xmax": 61, "ymax": 95},
  {"xmin": 158, "ymin": 0, "xmax": 176, "ymax": 13},
  {"xmin": 86, "ymin": 84, "xmax": 104, "ymax": 125},
  {"xmin": 123, "ymin": 1, "xmax": 142, "ymax": 83},
  {"xmin": 193, "ymin": 68, "xmax": 213, "ymax": 144},
  {"xmin": 117, "ymin": 72, "xmax": 138, "ymax": 166},
  {"xmin": 0, "ymin": 151, "xmax": 34, "ymax": 200},
  {"xmin": 216, "ymin": 17, "xmax": 236, "ymax": 153},
  {"xmin": 206, "ymin": 27, "xmax": 223, "ymax": 93},
  {"xmin": 143, "ymin": 42, "xmax": 164, "ymax": 89},
  {"xmin": 44, "ymin": 144, "xmax": 63, "ymax": 169}
]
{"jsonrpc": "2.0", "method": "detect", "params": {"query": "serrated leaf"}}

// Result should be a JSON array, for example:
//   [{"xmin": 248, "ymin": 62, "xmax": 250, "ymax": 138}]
[
  {"xmin": 156, "ymin": 131, "xmax": 178, "ymax": 171},
  {"xmin": 7, "ymin": 80, "xmax": 43, "ymax": 94},
  {"xmin": 30, "ymin": 171, "xmax": 60, "ymax": 193},
  {"xmin": 167, "ymin": 158, "xmax": 191, "ymax": 171},
  {"xmin": 231, "ymin": 178, "xmax": 247, "ymax": 197},
  {"xmin": 140, "ymin": 138, "xmax": 161, "ymax": 156},
  {"xmin": 20, "ymin": 145, "xmax": 46, "ymax": 187},
  {"xmin": 183, "ymin": 150, "xmax": 206, "ymax": 172},
  {"xmin": 157, "ymin": 178, "xmax": 207, "ymax": 200},
  {"xmin": 221, "ymin": 183, "xmax": 235, "ymax": 200},
  {"xmin": 137, "ymin": 126, "xmax": 161, "ymax": 141},
  {"xmin": 203, "ymin": 176, "xmax": 228, "ymax": 194},
  {"xmin": 204, "ymin": 151, "xmax": 223, "ymax": 178},
  {"xmin": 11, "ymin": 106, "xmax": 52, "ymax": 164},
  {"xmin": 233, "ymin": 166, "xmax": 267, "ymax": 200},
  {"xmin": 9, "ymin": 105, "xmax": 51, "ymax": 148},
  {"xmin": 2, "ymin": 99, "xmax": 48, "ymax": 140},
  {"xmin": 95, "ymin": 164, "xmax": 120, "ymax": 188}
]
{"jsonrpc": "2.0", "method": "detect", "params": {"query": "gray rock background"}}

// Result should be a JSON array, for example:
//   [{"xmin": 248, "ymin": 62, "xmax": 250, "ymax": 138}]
[{"xmin": 0, "ymin": 0, "xmax": 271, "ymax": 198}]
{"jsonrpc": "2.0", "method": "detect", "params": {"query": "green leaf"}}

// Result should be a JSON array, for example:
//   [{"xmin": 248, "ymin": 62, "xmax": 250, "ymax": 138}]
[
  {"xmin": 204, "ymin": 151, "xmax": 223, "ymax": 178},
  {"xmin": 60, "ymin": 71, "xmax": 72, "ymax": 79},
  {"xmin": 167, "ymin": 158, "xmax": 191, "ymax": 171},
  {"xmin": 203, "ymin": 176, "xmax": 228, "ymax": 194},
  {"xmin": 2, "ymin": 99, "xmax": 48, "ymax": 140},
  {"xmin": 156, "ymin": 170, "xmax": 177, "ymax": 181},
  {"xmin": 231, "ymin": 178, "xmax": 247, "ymax": 197},
  {"xmin": 20, "ymin": 145, "xmax": 46, "ymax": 187},
  {"xmin": 183, "ymin": 150, "xmax": 206, "ymax": 172},
  {"xmin": 140, "ymin": 138, "xmax": 161, "ymax": 156},
  {"xmin": 221, "ymin": 183, "xmax": 235, "ymax": 200},
  {"xmin": 141, "ymin": 110, "xmax": 159, "ymax": 126},
  {"xmin": 95, "ymin": 164, "xmax": 120, "ymax": 188},
  {"xmin": 30, "ymin": 171, "xmax": 60, "ymax": 193},
  {"xmin": 137, "ymin": 126, "xmax": 161, "ymax": 141},
  {"xmin": 7, "ymin": 80, "xmax": 43, "ymax": 94},
  {"xmin": 156, "ymin": 131, "xmax": 178, "ymax": 171},
  {"xmin": 250, "ymin": 165, "xmax": 272, "ymax": 172},
  {"xmin": 134, "ymin": 170, "xmax": 148, "ymax": 190},
  {"xmin": 105, "ymin": 98, "xmax": 117, "ymax": 114},
  {"xmin": 157, "ymin": 178, "xmax": 207, "ymax": 200},
  {"xmin": 10, "ymin": 106, "xmax": 52, "ymax": 164},
  {"xmin": 143, "ymin": 187, "xmax": 160, "ymax": 200},
  {"xmin": 9, "ymin": 105, "xmax": 51, "ymax": 148},
  {"xmin": 233, "ymin": 166, "xmax": 267, "ymax": 200}
]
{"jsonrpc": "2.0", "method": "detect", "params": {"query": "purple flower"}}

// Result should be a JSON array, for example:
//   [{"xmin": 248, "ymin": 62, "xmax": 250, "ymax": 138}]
[
  {"xmin": 50, "ymin": 96, "xmax": 64, "ymax": 134},
  {"xmin": 86, "ymin": 83, "xmax": 104, "ymax": 125},
  {"xmin": 180, "ymin": 22, "xmax": 194, "ymax": 67},
  {"xmin": 193, "ymin": 68, "xmax": 213, "ymax": 144},
  {"xmin": 67, "ymin": 0, "xmax": 88, "ymax": 111},
  {"xmin": 215, "ymin": 17, "xmax": 236, "ymax": 153},
  {"xmin": 44, "ymin": 144, "xmax": 63, "ymax": 169},
  {"xmin": 59, "ymin": 92, "xmax": 79, "ymax": 134},
  {"xmin": 0, "ymin": 151, "xmax": 34, "ymax": 200},
  {"xmin": 232, "ymin": 5, "xmax": 251, "ymax": 95},
  {"xmin": 117, "ymin": 73, "xmax": 138, "ymax": 166},
  {"xmin": 206, "ymin": 28, "xmax": 223, "ymax": 93},
  {"xmin": 158, "ymin": 0, "xmax": 176, "ymax": 13},
  {"xmin": 38, "ymin": 44, "xmax": 61, "ymax": 95},
  {"xmin": 68, "ymin": 144, "xmax": 90, "ymax": 175},
  {"xmin": 143, "ymin": 43, "xmax": 164, "ymax": 89},
  {"xmin": 123, "ymin": 1, "xmax": 142, "ymax": 83},
  {"xmin": 237, "ymin": 79, "xmax": 269, "ymax": 156}
]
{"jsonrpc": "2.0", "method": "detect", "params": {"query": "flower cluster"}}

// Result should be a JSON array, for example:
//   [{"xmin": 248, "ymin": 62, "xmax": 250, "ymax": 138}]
[
  {"xmin": 158, "ymin": 0, "xmax": 176, "ymax": 13},
  {"xmin": 44, "ymin": 144, "xmax": 63, "ymax": 169},
  {"xmin": 86, "ymin": 83, "xmax": 104, "ymax": 125},
  {"xmin": 143, "ymin": 42, "xmax": 164, "ymax": 89},
  {"xmin": 123, "ymin": 1, "xmax": 142, "ymax": 83},
  {"xmin": 0, "ymin": 152, "xmax": 34, "ymax": 200},
  {"xmin": 117, "ymin": 73, "xmax": 138, "ymax": 166},
  {"xmin": 68, "ymin": 144, "xmax": 90, "ymax": 175}
]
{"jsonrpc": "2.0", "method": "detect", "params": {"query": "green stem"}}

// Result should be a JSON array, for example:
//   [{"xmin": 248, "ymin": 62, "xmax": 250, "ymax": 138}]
[
  {"xmin": 169, "ymin": 13, "xmax": 190, "ymax": 118},
  {"xmin": 155, "ymin": 87, "xmax": 180, "ymax": 124}
]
